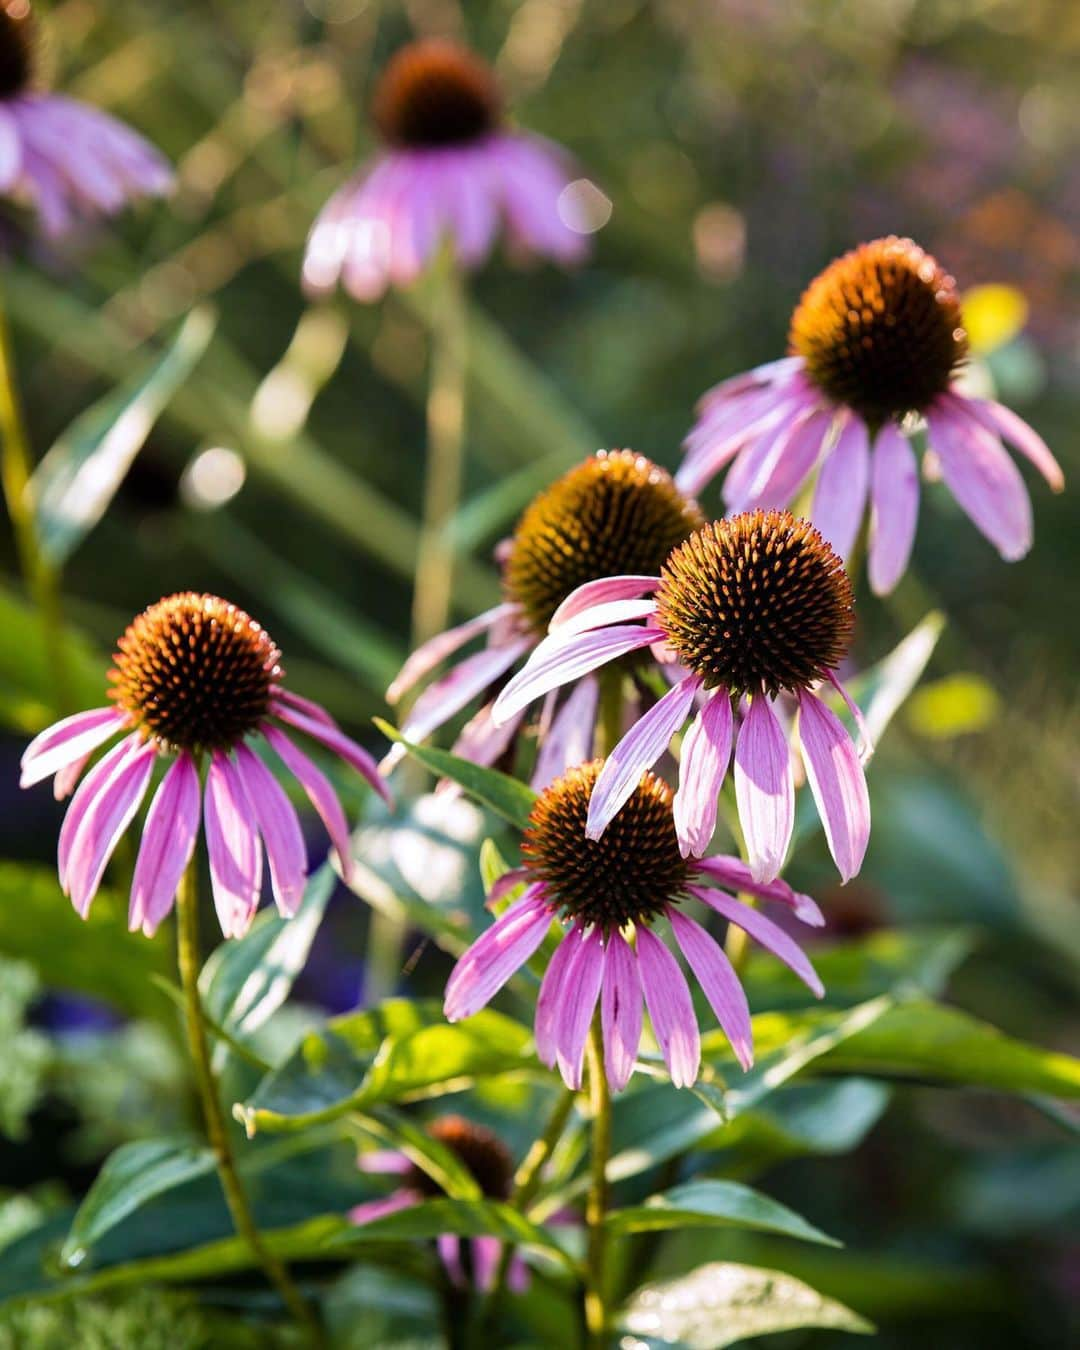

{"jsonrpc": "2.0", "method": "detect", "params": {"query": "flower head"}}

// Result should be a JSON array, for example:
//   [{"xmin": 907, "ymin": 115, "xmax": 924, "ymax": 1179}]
[
  {"xmin": 444, "ymin": 761, "xmax": 825, "ymax": 1091},
  {"xmin": 0, "ymin": 2, "xmax": 171, "ymax": 237},
  {"xmin": 303, "ymin": 37, "xmax": 592, "ymax": 301},
  {"xmin": 492, "ymin": 511, "xmax": 871, "ymax": 886},
  {"xmin": 385, "ymin": 451, "xmax": 703, "ymax": 788},
  {"xmin": 679, "ymin": 237, "xmax": 1063, "ymax": 594},
  {"xmin": 21, "ymin": 593, "xmax": 390, "ymax": 938}
]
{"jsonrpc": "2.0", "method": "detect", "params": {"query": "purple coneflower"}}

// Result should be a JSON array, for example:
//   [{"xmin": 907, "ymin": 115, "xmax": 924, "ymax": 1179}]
[
  {"xmin": 385, "ymin": 450, "xmax": 705, "ymax": 786},
  {"xmin": 351, "ymin": 1114, "xmax": 532, "ymax": 1292},
  {"xmin": 492, "ymin": 511, "xmax": 870, "ymax": 885},
  {"xmin": 20, "ymin": 593, "xmax": 389, "ymax": 938},
  {"xmin": 445, "ymin": 762, "xmax": 824, "ymax": 1091},
  {"xmin": 303, "ymin": 37, "xmax": 589, "ymax": 302},
  {"xmin": 678, "ymin": 237, "xmax": 1063, "ymax": 593},
  {"xmin": 0, "ymin": 2, "xmax": 171, "ymax": 236}
]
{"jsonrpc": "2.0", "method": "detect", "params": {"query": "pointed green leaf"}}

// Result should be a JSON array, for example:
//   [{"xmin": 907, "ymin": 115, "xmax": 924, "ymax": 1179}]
[{"xmin": 607, "ymin": 1180, "xmax": 839, "ymax": 1245}]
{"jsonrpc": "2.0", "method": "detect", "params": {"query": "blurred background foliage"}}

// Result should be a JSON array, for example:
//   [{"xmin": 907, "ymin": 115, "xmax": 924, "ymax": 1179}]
[{"xmin": 0, "ymin": 0, "xmax": 1077, "ymax": 1346}]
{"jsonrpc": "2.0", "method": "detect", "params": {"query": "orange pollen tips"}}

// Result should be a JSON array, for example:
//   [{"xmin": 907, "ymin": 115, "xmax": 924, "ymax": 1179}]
[
  {"xmin": 522, "ymin": 761, "xmax": 688, "ymax": 931},
  {"xmin": 108, "ymin": 593, "xmax": 282, "ymax": 754},
  {"xmin": 408, "ymin": 1116, "xmax": 513, "ymax": 1200},
  {"xmin": 0, "ymin": 2, "xmax": 35, "ymax": 100},
  {"xmin": 654, "ymin": 511, "xmax": 855, "ymax": 698},
  {"xmin": 789, "ymin": 236, "xmax": 968, "ymax": 425},
  {"xmin": 505, "ymin": 450, "xmax": 706, "ymax": 637},
  {"xmin": 372, "ymin": 39, "xmax": 501, "ymax": 149}
]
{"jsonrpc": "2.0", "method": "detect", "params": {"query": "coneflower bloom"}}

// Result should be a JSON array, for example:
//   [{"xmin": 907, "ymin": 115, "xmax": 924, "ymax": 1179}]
[
  {"xmin": 678, "ymin": 237, "xmax": 1063, "ymax": 593},
  {"xmin": 492, "ymin": 511, "xmax": 870, "ymax": 885},
  {"xmin": 303, "ymin": 38, "xmax": 589, "ymax": 302},
  {"xmin": 385, "ymin": 450, "xmax": 705, "ymax": 786},
  {"xmin": 351, "ymin": 1115, "xmax": 531, "ymax": 1292},
  {"xmin": 19, "ymin": 593, "xmax": 389, "ymax": 938},
  {"xmin": 445, "ymin": 762, "xmax": 824, "ymax": 1091},
  {"xmin": 0, "ymin": 3, "xmax": 171, "ymax": 237}
]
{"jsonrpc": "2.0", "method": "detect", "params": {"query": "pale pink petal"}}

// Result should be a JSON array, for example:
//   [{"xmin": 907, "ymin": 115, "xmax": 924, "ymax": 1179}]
[
  {"xmin": 750, "ymin": 410, "xmax": 833, "ymax": 509},
  {"xmin": 960, "ymin": 396, "xmax": 1063, "ymax": 491},
  {"xmin": 673, "ymin": 690, "xmax": 733, "ymax": 858},
  {"xmin": 586, "ymin": 675, "xmax": 702, "ymax": 841},
  {"xmin": 486, "ymin": 867, "xmax": 531, "ymax": 911},
  {"xmin": 812, "ymin": 416, "xmax": 870, "ymax": 561},
  {"xmin": 398, "ymin": 639, "xmax": 531, "ymax": 745},
  {"xmin": 386, "ymin": 603, "xmax": 516, "ymax": 704},
  {"xmin": 535, "ymin": 924, "xmax": 582, "ymax": 1067},
  {"xmin": 692, "ymin": 855, "xmax": 824, "ymax": 927},
  {"xmin": 234, "ymin": 743, "xmax": 308, "ymax": 917},
  {"xmin": 358, "ymin": 1150, "xmax": 413, "ymax": 1176},
  {"xmin": 929, "ymin": 407, "xmax": 1032, "ymax": 561},
  {"xmin": 507, "ymin": 1253, "xmax": 531, "ymax": 1293},
  {"xmin": 128, "ymin": 754, "xmax": 200, "ymax": 936},
  {"xmin": 446, "ymin": 701, "xmax": 524, "ymax": 777},
  {"xmin": 826, "ymin": 670, "xmax": 873, "ymax": 762},
  {"xmin": 20, "ymin": 708, "xmax": 125, "ymax": 789},
  {"xmin": 271, "ymin": 701, "xmax": 392, "ymax": 806},
  {"xmin": 635, "ymin": 925, "xmax": 700, "ymax": 1088},
  {"xmin": 691, "ymin": 885, "xmax": 824, "ymax": 997},
  {"xmin": 532, "ymin": 677, "xmax": 599, "ymax": 791},
  {"xmin": 261, "ymin": 725, "xmax": 354, "ymax": 883},
  {"xmin": 58, "ymin": 736, "xmax": 141, "ymax": 892},
  {"xmin": 601, "ymin": 929, "xmax": 643, "ymax": 1091},
  {"xmin": 0, "ymin": 106, "xmax": 21, "ymax": 190},
  {"xmin": 553, "ymin": 926, "xmax": 606, "ymax": 1090},
  {"xmin": 546, "ymin": 597, "xmax": 659, "ymax": 641},
  {"xmin": 438, "ymin": 1234, "xmax": 466, "ymax": 1287},
  {"xmin": 54, "ymin": 753, "xmax": 92, "ymax": 802},
  {"xmin": 668, "ymin": 907, "xmax": 752, "ymax": 1069},
  {"xmin": 734, "ymin": 695, "xmax": 794, "ymax": 884},
  {"xmin": 66, "ymin": 742, "xmax": 157, "ymax": 918},
  {"xmin": 868, "ymin": 424, "xmax": 919, "ymax": 596},
  {"xmin": 797, "ymin": 690, "xmax": 870, "ymax": 884},
  {"xmin": 471, "ymin": 1235, "xmax": 503, "ymax": 1292},
  {"xmin": 204, "ymin": 751, "xmax": 264, "ymax": 940},
  {"xmin": 550, "ymin": 576, "xmax": 661, "ymax": 631},
  {"xmin": 444, "ymin": 887, "xmax": 553, "ymax": 1021},
  {"xmin": 273, "ymin": 688, "xmax": 337, "ymax": 728},
  {"xmin": 349, "ymin": 1191, "xmax": 419, "ymax": 1226}
]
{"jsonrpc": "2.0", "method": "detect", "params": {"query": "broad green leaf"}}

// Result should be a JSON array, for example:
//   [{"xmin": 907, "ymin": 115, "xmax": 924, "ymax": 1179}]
[
  {"xmin": 620, "ymin": 1261, "xmax": 873, "ymax": 1347},
  {"xmin": 356, "ymin": 1108, "xmax": 482, "ymax": 1200},
  {"xmin": 848, "ymin": 610, "xmax": 945, "ymax": 745},
  {"xmin": 60, "ymin": 1139, "xmax": 216, "ymax": 1267},
  {"xmin": 375, "ymin": 720, "xmax": 537, "ymax": 829},
  {"xmin": 606, "ymin": 1180, "xmax": 838, "ymax": 1245},
  {"xmin": 32, "ymin": 309, "xmax": 216, "ymax": 565}
]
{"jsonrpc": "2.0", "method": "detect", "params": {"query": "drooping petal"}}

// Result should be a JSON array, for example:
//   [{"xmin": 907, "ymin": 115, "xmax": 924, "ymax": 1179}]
[
  {"xmin": 129, "ymin": 754, "xmax": 201, "ymax": 936},
  {"xmin": 546, "ymin": 597, "xmax": 659, "ymax": 640},
  {"xmin": 507, "ymin": 1252, "xmax": 532, "ymax": 1293},
  {"xmin": 234, "ymin": 743, "xmax": 308, "ymax": 917},
  {"xmin": 811, "ymin": 416, "xmax": 870, "ymax": 562},
  {"xmin": 66, "ymin": 741, "xmax": 157, "ymax": 918},
  {"xmin": 491, "ymin": 624, "xmax": 666, "ymax": 726},
  {"xmin": 668, "ymin": 907, "xmax": 752, "ymax": 1069},
  {"xmin": 387, "ymin": 603, "xmax": 515, "ymax": 705},
  {"xmin": 586, "ymin": 675, "xmax": 702, "ymax": 841},
  {"xmin": 446, "ymin": 701, "xmax": 525, "ymax": 777},
  {"xmin": 272, "ymin": 688, "xmax": 338, "ymax": 728},
  {"xmin": 748, "ymin": 410, "xmax": 834, "ymax": 510},
  {"xmin": 398, "ymin": 639, "xmax": 531, "ymax": 746},
  {"xmin": 635, "ymin": 924, "xmax": 700, "ymax": 1088},
  {"xmin": 438, "ymin": 1234, "xmax": 466, "ymax": 1287},
  {"xmin": 692, "ymin": 855, "xmax": 824, "ymax": 927},
  {"xmin": 261, "ymin": 725, "xmax": 354, "ymax": 883},
  {"xmin": 357, "ymin": 1150, "xmax": 413, "ymax": 1176},
  {"xmin": 601, "ymin": 929, "xmax": 644, "ymax": 1091},
  {"xmin": 690, "ymin": 885, "xmax": 823, "ymax": 997},
  {"xmin": 797, "ymin": 690, "xmax": 870, "ymax": 884},
  {"xmin": 961, "ymin": 396, "xmax": 1063, "ymax": 492},
  {"xmin": 486, "ymin": 867, "xmax": 531, "ymax": 911},
  {"xmin": 0, "ymin": 106, "xmax": 21, "ymax": 190},
  {"xmin": 535, "ymin": 924, "xmax": 582, "ymax": 1068},
  {"xmin": 532, "ymin": 677, "xmax": 599, "ymax": 791},
  {"xmin": 868, "ymin": 424, "xmax": 919, "ymax": 596},
  {"xmin": 20, "ymin": 707, "xmax": 126, "ymax": 789},
  {"xmin": 673, "ymin": 690, "xmax": 733, "ymax": 859},
  {"xmin": 271, "ymin": 701, "xmax": 392, "ymax": 805},
  {"xmin": 734, "ymin": 695, "xmax": 794, "ymax": 884},
  {"xmin": 58, "ymin": 736, "xmax": 141, "ymax": 892},
  {"xmin": 550, "ymin": 576, "xmax": 661, "ymax": 631},
  {"xmin": 470, "ymin": 1235, "xmax": 504, "ymax": 1293},
  {"xmin": 204, "ymin": 751, "xmax": 264, "ymax": 939},
  {"xmin": 929, "ymin": 406, "xmax": 1033, "ymax": 561},
  {"xmin": 554, "ymin": 926, "xmax": 605, "ymax": 1090},
  {"xmin": 349, "ymin": 1191, "xmax": 420, "ymax": 1226},
  {"xmin": 444, "ymin": 887, "xmax": 553, "ymax": 1021}
]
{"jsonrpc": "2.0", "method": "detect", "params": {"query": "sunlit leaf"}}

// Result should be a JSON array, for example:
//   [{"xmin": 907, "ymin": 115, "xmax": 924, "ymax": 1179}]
[
  {"xmin": 607, "ymin": 1179, "xmax": 839, "ymax": 1245},
  {"xmin": 906, "ymin": 673, "xmax": 1001, "ymax": 740}
]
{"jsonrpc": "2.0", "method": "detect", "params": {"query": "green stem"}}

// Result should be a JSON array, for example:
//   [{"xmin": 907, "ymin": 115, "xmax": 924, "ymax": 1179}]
[
  {"xmin": 0, "ymin": 275, "xmax": 70, "ymax": 712},
  {"xmin": 583, "ymin": 1017, "xmax": 612, "ymax": 1348},
  {"xmin": 596, "ymin": 667, "xmax": 625, "ymax": 758},
  {"xmin": 175, "ymin": 861, "xmax": 322, "ymax": 1343}
]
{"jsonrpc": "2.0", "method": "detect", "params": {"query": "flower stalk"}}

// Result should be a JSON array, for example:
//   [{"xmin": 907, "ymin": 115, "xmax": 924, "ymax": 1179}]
[{"xmin": 583, "ymin": 1016, "xmax": 612, "ymax": 1348}]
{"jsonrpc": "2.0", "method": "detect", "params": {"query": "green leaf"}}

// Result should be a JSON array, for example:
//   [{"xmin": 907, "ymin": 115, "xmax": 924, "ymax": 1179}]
[
  {"xmin": 606, "ymin": 1180, "xmax": 839, "ymax": 1245},
  {"xmin": 32, "ymin": 309, "xmax": 216, "ymax": 565},
  {"xmin": 620, "ymin": 1261, "xmax": 873, "ymax": 1347},
  {"xmin": 60, "ymin": 1139, "xmax": 216, "ymax": 1268},
  {"xmin": 374, "ymin": 720, "xmax": 537, "ymax": 829},
  {"xmin": 848, "ymin": 610, "xmax": 945, "ymax": 745},
  {"xmin": 0, "ymin": 958, "xmax": 51, "ymax": 1139}
]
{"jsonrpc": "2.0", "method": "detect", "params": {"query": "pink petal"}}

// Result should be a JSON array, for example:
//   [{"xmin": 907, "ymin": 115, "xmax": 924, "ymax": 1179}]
[
  {"xmin": 399, "ymin": 639, "xmax": 531, "ymax": 745},
  {"xmin": 349, "ymin": 1191, "xmax": 420, "ymax": 1226},
  {"xmin": 0, "ymin": 106, "xmax": 21, "ymax": 190},
  {"xmin": 734, "ymin": 695, "xmax": 794, "ymax": 884},
  {"xmin": 491, "ymin": 625, "xmax": 666, "ymax": 726},
  {"xmin": 797, "ymin": 690, "xmax": 870, "ymax": 884},
  {"xmin": 486, "ymin": 867, "xmax": 531, "ymax": 911},
  {"xmin": 20, "ymin": 708, "xmax": 125, "ymax": 789},
  {"xmin": 749, "ymin": 410, "xmax": 833, "ymax": 509},
  {"xmin": 929, "ymin": 406, "xmax": 1033, "ymax": 561},
  {"xmin": 261, "ymin": 725, "xmax": 354, "ymax": 884},
  {"xmin": 868, "ymin": 424, "xmax": 919, "ymax": 595},
  {"xmin": 668, "ymin": 907, "xmax": 752, "ymax": 1069},
  {"xmin": 471, "ymin": 1235, "xmax": 503, "ymax": 1292},
  {"xmin": 546, "ymin": 597, "xmax": 659, "ymax": 641},
  {"xmin": 66, "ymin": 741, "xmax": 157, "ymax": 918},
  {"xmin": 58, "ymin": 736, "xmax": 141, "ymax": 892},
  {"xmin": 271, "ymin": 702, "xmax": 391, "ymax": 806},
  {"xmin": 601, "ymin": 929, "xmax": 643, "ymax": 1091},
  {"xmin": 204, "ymin": 751, "xmax": 264, "ymax": 939},
  {"xmin": 447, "ymin": 701, "xmax": 525, "ymax": 775},
  {"xmin": 129, "ymin": 754, "xmax": 200, "ymax": 936},
  {"xmin": 438, "ymin": 1233, "xmax": 466, "ymax": 1287},
  {"xmin": 586, "ymin": 675, "xmax": 702, "ymax": 841},
  {"xmin": 550, "ymin": 576, "xmax": 661, "ymax": 632},
  {"xmin": 234, "ymin": 743, "xmax": 308, "ymax": 917},
  {"xmin": 635, "ymin": 925, "xmax": 700, "ymax": 1088},
  {"xmin": 691, "ymin": 885, "xmax": 823, "ymax": 997},
  {"xmin": 54, "ymin": 753, "xmax": 93, "ymax": 802},
  {"xmin": 507, "ymin": 1252, "xmax": 532, "ymax": 1293},
  {"xmin": 532, "ymin": 677, "xmax": 599, "ymax": 791},
  {"xmin": 444, "ymin": 887, "xmax": 553, "ymax": 1021},
  {"xmin": 554, "ymin": 926, "xmax": 605, "ymax": 1090},
  {"xmin": 273, "ymin": 688, "xmax": 337, "ymax": 728},
  {"xmin": 386, "ymin": 603, "xmax": 516, "ymax": 704},
  {"xmin": 673, "ymin": 690, "xmax": 733, "ymax": 859},
  {"xmin": 535, "ymin": 924, "xmax": 582, "ymax": 1067},
  {"xmin": 358, "ymin": 1150, "xmax": 413, "ymax": 1176},
  {"xmin": 961, "ymin": 396, "xmax": 1063, "ymax": 491},
  {"xmin": 691, "ymin": 855, "xmax": 824, "ymax": 927},
  {"xmin": 811, "ymin": 416, "xmax": 870, "ymax": 562}
]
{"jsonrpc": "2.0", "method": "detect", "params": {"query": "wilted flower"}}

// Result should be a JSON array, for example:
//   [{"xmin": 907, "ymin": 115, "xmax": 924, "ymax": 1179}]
[
  {"xmin": 0, "ymin": 2, "xmax": 171, "ymax": 236},
  {"xmin": 386, "ymin": 450, "xmax": 704, "ymax": 786},
  {"xmin": 493, "ymin": 511, "xmax": 870, "ymax": 885},
  {"xmin": 679, "ymin": 237, "xmax": 1063, "ymax": 593},
  {"xmin": 20, "ymin": 593, "xmax": 389, "ymax": 937},
  {"xmin": 303, "ymin": 38, "xmax": 590, "ymax": 301},
  {"xmin": 351, "ymin": 1114, "xmax": 531, "ymax": 1292},
  {"xmin": 445, "ymin": 762, "xmax": 824, "ymax": 1091}
]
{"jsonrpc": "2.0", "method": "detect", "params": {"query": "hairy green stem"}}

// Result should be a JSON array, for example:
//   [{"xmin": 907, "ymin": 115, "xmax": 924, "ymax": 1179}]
[{"xmin": 583, "ymin": 1017, "xmax": 612, "ymax": 1348}]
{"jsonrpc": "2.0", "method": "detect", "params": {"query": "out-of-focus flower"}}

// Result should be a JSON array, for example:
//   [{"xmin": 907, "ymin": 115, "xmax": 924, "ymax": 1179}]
[
  {"xmin": 303, "ymin": 38, "xmax": 590, "ymax": 301},
  {"xmin": 493, "ymin": 511, "xmax": 870, "ymax": 885},
  {"xmin": 679, "ymin": 238, "xmax": 1063, "ymax": 593},
  {"xmin": 385, "ymin": 450, "xmax": 705, "ymax": 787},
  {"xmin": 444, "ymin": 762, "xmax": 824, "ymax": 1091},
  {"xmin": 0, "ymin": 2, "xmax": 171, "ymax": 236},
  {"xmin": 20, "ymin": 593, "xmax": 389, "ymax": 937},
  {"xmin": 351, "ymin": 1114, "xmax": 532, "ymax": 1291}
]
